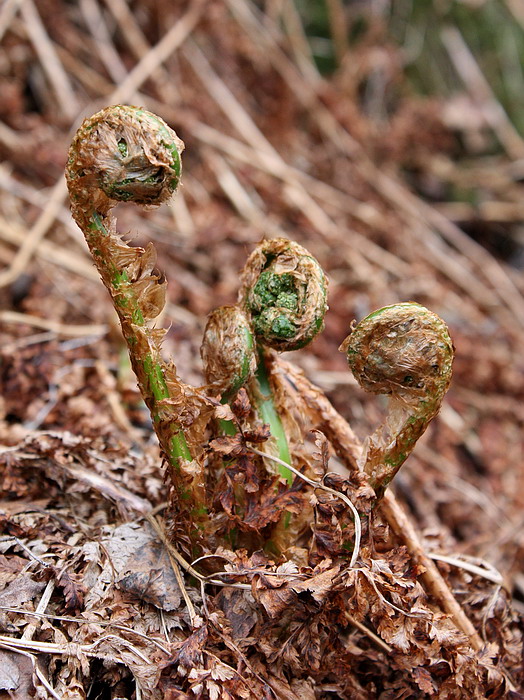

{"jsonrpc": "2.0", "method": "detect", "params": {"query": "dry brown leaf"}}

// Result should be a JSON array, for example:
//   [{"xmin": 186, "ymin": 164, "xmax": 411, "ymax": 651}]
[
  {"xmin": 119, "ymin": 540, "xmax": 182, "ymax": 612},
  {"xmin": 0, "ymin": 650, "xmax": 35, "ymax": 697}
]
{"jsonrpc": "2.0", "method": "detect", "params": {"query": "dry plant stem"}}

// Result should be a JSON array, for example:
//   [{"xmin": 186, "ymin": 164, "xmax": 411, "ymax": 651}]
[
  {"xmin": 66, "ymin": 105, "xmax": 208, "ymax": 531},
  {"xmin": 341, "ymin": 303, "xmax": 454, "ymax": 499},
  {"xmin": 344, "ymin": 613, "xmax": 393, "ymax": 654},
  {"xmin": 144, "ymin": 510, "xmax": 250, "ymax": 591},
  {"xmin": 275, "ymin": 358, "xmax": 483, "ymax": 651},
  {"xmin": 380, "ymin": 492, "xmax": 483, "ymax": 651},
  {"xmin": 145, "ymin": 513, "xmax": 198, "ymax": 627}
]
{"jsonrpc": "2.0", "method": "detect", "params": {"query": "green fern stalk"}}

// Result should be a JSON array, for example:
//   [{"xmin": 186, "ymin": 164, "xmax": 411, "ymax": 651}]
[
  {"xmin": 239, "ymin": 237, "xmax": 328, "ymax": 484},
  {"xmin": 66, "ymin": 105, "xmax": 209, "ymax": 535}
]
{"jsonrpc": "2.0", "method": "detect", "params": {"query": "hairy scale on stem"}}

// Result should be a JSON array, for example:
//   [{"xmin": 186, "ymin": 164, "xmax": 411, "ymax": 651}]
[
  {"xmin": 340, "ymin": 302, "xmax": 454, "ymax": 498},
  {"xmin": 66, "ymin": 105, "xmax": 209, "ymax": 536}
]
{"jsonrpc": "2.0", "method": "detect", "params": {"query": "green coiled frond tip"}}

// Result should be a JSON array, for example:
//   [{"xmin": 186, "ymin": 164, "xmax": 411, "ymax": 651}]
[
  {"xmin": 340, "ymin": 302, "xmax": 454, "ymax": 496},
  {"xmin": 66, "ymin": 104, "xmax": 183, "ymax": 211},
  {"xmin": 239, "ymin": 238, "xmax": 328, "ymax": 352},
  {"xmin": 201, "ymin": 305, "xmax": 256, "ymax": 402}
]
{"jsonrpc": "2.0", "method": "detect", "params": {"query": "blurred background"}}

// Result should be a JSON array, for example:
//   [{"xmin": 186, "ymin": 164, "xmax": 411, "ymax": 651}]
[{"xmin": 1, "ymin": 0, "xmax": 523, "ymax": 609}]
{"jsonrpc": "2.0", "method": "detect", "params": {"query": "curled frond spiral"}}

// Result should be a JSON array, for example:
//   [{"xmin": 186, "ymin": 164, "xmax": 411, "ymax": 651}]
[
  {"xmin": 201, "ymin": 305, "xmax": 256, "ymax": 402},
  {"xmin": 67, "ymin": 104, "xmax": 182, "ymax": 211},
  {"xmin": 340, "ymin": 302, "xmax": 454, "ymax": 496},
  {"xmin": 239, "ymin": 238, "xmax": 328, "ymax": 352}
]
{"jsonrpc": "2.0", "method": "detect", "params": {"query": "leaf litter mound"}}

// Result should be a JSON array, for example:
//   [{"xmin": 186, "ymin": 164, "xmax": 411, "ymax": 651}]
[{"xmin": 0, "ymin": 1, "xmax": 523, "ymax": 698}]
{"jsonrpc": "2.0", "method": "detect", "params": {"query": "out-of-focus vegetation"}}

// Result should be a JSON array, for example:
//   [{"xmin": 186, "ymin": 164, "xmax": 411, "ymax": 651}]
[
  {"xmin": 299, "ymin": 0, "xmax": 524, "ymax": 145},
  {"xmin": 295, "ymin": 0, "xmax": 524, "ymax": 266}
]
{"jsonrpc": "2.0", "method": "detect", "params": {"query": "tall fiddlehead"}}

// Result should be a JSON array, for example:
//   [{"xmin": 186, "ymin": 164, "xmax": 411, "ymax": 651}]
[
  {"xmin": 66, "ymin": 106, "xmax": 209, "ymax": 535},
  {"xmin": 340, "ymin": 302, "xmax": 454, "ymax": 498},
  {"xmin": 238, "ymin": 238, "xmax": 328, "ymax": 484},
  {"xmin": 239, "ymin": 238, "xmax": 328, "ymax": 352}
]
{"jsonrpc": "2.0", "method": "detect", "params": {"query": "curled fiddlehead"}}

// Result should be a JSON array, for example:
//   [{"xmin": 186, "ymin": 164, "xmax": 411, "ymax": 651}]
[
  {"xmin": 340, "ymin": 302, "xmax": 454, "ymax": 498},
  {"xmin": 237, "ymin": 238, "xmax": 328, "ymax": 484},
  {"xmin": 201, "ymin": 305, "xmax": 256, "ymax": 402},
  {"xmin": 66, "ymin": 105, "xmax": 209, "ymax": 533},
  {"xmin": 239, "ymin": 237, "xmax": 328, "ymax": 351}
]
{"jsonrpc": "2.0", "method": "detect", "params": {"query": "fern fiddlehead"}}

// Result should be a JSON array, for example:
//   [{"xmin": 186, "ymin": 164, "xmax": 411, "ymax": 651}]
[
  {"xmin": 240, "ymin": 238, "xmax": 328, "ymax": 352},
  {"xmin": 66, "ymin": 105, "xmax": 208, "ymax": 531},
  {"xmin": 239, "ymin": 238, "xmax": 328, "ymax": 484},
  {"xmin": 201, "ymin": 238, "xmax": 328, "ymax": 484},
  {"xmin": 340, "ymin": 302, "xmax": 454, "ymax": 498},
  {"xmin": 200, "ymin": 305, "xmax": 256, "ymax": 403}
]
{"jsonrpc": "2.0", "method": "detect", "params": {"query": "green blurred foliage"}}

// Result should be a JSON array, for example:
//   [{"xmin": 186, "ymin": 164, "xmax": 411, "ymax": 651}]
[
  {"xmin": 296, "ymin": 0, "xmax": 524, "ymax": 137},
  {"xmin": 388, "ymin": 0, "xmax": 524, "ymax": 134}
]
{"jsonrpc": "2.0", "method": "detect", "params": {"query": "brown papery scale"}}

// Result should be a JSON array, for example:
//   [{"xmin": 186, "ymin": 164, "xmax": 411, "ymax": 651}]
[{"xmin": 340, "ymin": 302, "xmax": 454, "ymax": 498}]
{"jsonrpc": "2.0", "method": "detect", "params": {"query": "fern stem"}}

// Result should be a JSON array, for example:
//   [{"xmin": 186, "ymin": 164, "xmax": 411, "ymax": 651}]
[
  {"xmin": 66, "ymin": 105, "xmax": 207, "ymax": 534},
  {"xmin": 238, "ymin": 237, "xmax": 328, "ymax": 485},
  {"xmin": 340, "ymin": 302, "xmax": 454, "ymax": 498},
  {"xmin": 253, "ymin": 345, "xmax": 293, "ymax": 485}
]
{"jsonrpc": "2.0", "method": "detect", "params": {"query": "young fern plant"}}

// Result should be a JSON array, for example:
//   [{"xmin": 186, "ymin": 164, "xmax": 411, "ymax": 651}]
[
  {"xmin": 340, "ymin": 302, "xmax": 454, "ymax": 499},
  {"xmin": 201, "ymin": 238, "xmax": 328, "ymax": 485},
  {"xmin": 66, "ymin": 106, "xmax": 210, "ymax": 538},
  {"xmin": 239, "ymin": 238, "xmax": 328, "ymax": 484}
]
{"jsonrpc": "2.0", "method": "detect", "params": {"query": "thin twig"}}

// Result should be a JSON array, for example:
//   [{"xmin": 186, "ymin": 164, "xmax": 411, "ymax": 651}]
[
  {"xmin": 20, "ymin": 0, "xmax": 79, "ymax": 118},
  {"xmin": 0, "ymin": 310, "xmax": 107, "ymax": 337},
  {"xmin": 2, "ymin": 1, "xmax": 205, "ymax": 288},
  {"xmin": 110, "ymin": 0, "xmax": 206, "ymax": 104},
  {"xmin": 427, "ymin": 552, "xmax": 504, "ymax": 587},
  {"xmin": 379, "ymin": 492, "xmax": 483, "ymax": 651},
  {"xmin": 80, "ymin": 0, "xmax": 129, "ymax": 86},
  {"xmin": 0, "ymin": 0, "xmax": 23, "ymax": 42},
  {"xmin": 0, "ymin": 607, "xmax": 171, "ymax": 655},
  {"xmin": 145, "ymin": 513, "xmax": 200, "ymax": 628},
  {"xmin": 441, "ymin": 25, "xmax": 524, "ymax": 160},
  {"xmin": 0, "ymin": 643, "xmax": 61, "ymax": 700},
  {"xmin": 22, "ymin": 579, "xmax": 55, "ymax": 641},
  {"xmin": 325, "ymin": 0, "xmax": 349, "ymax": 66},
  {"xmin": 0, "ymin": 177, "xmax": 69, "ymax": 289},
  {"xmin": 143, "ymin": 513, "xmax": 250, "ymax": 591},
  {"xmin": 12, "ymin": 537, "xmax": 50, "ymax": 569},
  {"xmin": 344, "ymin": 612, "xmax": 393, "ymax": 654}
]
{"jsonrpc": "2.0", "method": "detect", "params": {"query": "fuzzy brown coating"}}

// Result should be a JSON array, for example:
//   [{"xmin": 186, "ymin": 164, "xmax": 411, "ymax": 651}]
[
  {"xmin": 66, "ymin": 104, "xmax": 183, "ymax": 210},
  {"xmin": 341, "ymin": 302, "xmax": 454, "ymax": 404},
  {"xmin": 239, "ymin": 238, "xmax": 328, "ymax": 352},
  {"xmin": 201, "ymin": 305, "xmax": 256, "ymax": 400}
]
